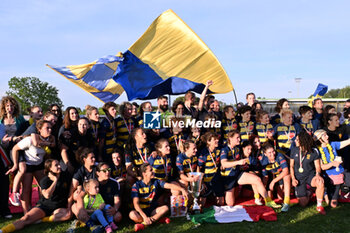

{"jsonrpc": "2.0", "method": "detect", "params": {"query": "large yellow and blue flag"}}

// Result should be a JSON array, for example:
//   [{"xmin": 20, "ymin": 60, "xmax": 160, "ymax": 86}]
[
  {"xmin": 308, "ymin": 83, "xmax": 328, "ymax": 107},
  {"xmin": 47, "ymin": 54, "xmax": 125, "ymax": 103},
  {"xmin": 113, "ymin": 9, "xmax": 233, "ymax": 100},
  {"xmin": 48, "ymin": 9, "xmax": 233, "ymax": 102}
]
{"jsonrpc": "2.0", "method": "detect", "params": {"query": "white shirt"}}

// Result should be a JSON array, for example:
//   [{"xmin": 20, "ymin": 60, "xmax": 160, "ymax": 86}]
[{"xmin": 17, "ymin": 137, "xmax": 46, "ymax": 166}]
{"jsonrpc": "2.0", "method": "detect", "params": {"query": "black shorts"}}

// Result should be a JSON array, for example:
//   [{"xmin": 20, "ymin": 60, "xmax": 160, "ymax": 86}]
[
  {"xmin": 18, "ymin": 150, "xmax": 26, "ymax": 163},
  {"xmin": 295, "ymin": 174, "xmax": 315, "ymax": 198},
  {"xmin": 26, "ymin": 162, "xmax": 44, "ymax": 173},
  {"xmin": 210, "ymin": 172, "xmax": 225, "ymax": 197},
  {"xmin": 35, "ymin": 203, "xmax": 57, "ymax": 216},
  {"xmin": 202, "ymin": 173, "xmax": 224, "ymax": 197},
  {"xmin": 142, "ymin": 206, "xmax": 156, "ymax": 217},
  {"xmin": 223, "ymin": 171, "xmax": 244, "ymax": 191}
]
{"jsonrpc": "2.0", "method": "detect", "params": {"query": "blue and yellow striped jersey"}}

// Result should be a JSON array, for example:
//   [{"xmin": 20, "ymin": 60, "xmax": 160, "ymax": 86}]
[
  {"xmin": 100, "ymin": 117, "xmax": 116, "ymax": 156},
  {"xmin": 188, "ymin": 135, "xmax": 201, "ymax": 147},
  {"xmin": 208, "ymin": 126, "xmax": 221, "ymax": 136},
  {"xmin": 147, "ymin": 155, "xmax": 172, "ymax": 181},
  {"xmin": 298, "ymin": 119, "xmax": 320, "ymax": 135},
  {"xmin": 198, "ymin": 147, "xmax": 221, "ymax": 183},
  {"xmin": 344, "ymin": 119, "xmax": 350, "ymax": 126},
  {"xmin": 176, "ymin": 153, "xmax": 198, "ymax": 174},
  {"xmin": 221, "ymin": 118, "xmax": 238, "ymax": 145},
  {"xmin": 136, "ymin": 115, "xmax": 144, "ymax": 128},
  {"xmin": 168, "ymin": 133, "xmax": 184, "ymax": 156},
  {"xmin": 239, "ymin": 120, "xmax": 255, "ymax": 142},
  {"xmin": 125, "ymin": 146, "xmax": 151, "ymax": 167},
  {"xmin": 271, "ymin": 114, "xmax": 281, "ymax": 127},
  {"xmin": 240, "ymin": 156, "xmax": 260, "ymax": 172},
  {"xmin": 273, "ymin": 123, "xmax": 301, "ymax": 154},
  {"xmin": 262, "ymin": 153, "xmax": 288, "ymax": 177},
  {"xmin": 255, "ymin": 123, "xmax": 273, "ymax": 143},
  {"xmin": 115, "ymin": 117, "xmax": 138, "ymax": 148},
  {"xmin": 131, "ymin": 178, "xmax": 165, "ymax": 209},
  {"xmin": 220, "ymin": 145, "xmax": 241, "ymax": 177},
  {"xmin": 111, "ymin": 165, "xmax": 127, "ymax": 180},
  {"xmin": 89, "ymin": 121, "xmax": 101, "ymax": 147}
]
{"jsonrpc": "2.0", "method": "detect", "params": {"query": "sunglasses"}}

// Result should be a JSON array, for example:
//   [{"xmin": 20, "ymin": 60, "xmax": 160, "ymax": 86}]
[{"xmin": 100, "ymin": 168, "xmax": 111, "ymax": 173}]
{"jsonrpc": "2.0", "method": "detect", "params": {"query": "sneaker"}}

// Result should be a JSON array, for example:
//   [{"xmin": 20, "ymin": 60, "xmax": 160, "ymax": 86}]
[
  {"xmin": 105, "ymin": 225, "xmax": 112, "ymax": 233},
  {"xmin": 135, "ymin": 223, "xmax": 145, "ymax": 232},
  {"xmin": 9, "ymin": 192, "xmax": 21, "ymax": 206},
  {"xmin": 266, "ymin": 201, "xmax": 282, "ymax": 209},
  {"xmin": 342, "ymin": 192, "xmax": 350, "ymax": 199},
  {"xmin": 158, "ymin": 217, "xmax": 171, "ymax": 224},
  {"xmin": 281, "ymin": 203, "xmax": 290, "ymax": 212},
  {"xmin": 255, "ymin": 198, "xmax": 263, "ymax": 206},
  {"xmin": 316, "ymin": 206, "xmax": 326, "ymax": 215},
  {"xmin": 110, "ymin": 222, "xmax": 118, "ymax": 230}
]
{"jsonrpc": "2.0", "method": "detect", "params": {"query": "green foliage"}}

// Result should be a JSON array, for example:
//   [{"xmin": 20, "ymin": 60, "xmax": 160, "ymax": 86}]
[
  {"xmin": 324, "ymin": 88, "xmax": 341, "ymax": 98},
  {"xmin": 2, "ymin": 203, "xmax": 350, "ymax": 232},
  {"xmin": 324, "ymin": 86, "xmax": 350, "ymax": 98},
  {"xmin": 78, "ymin": 107, "xmax": 109, "ymax": 116},
  {"xmin": 6, "ymin": 77, "xmax": 63, "ymax": 114},
  {"xmin": 174, "ymin": 96, "xmax": 185, "ymax": 103},
  {"xmin": 173, "ymin": 96, "xmax": 200, "ymax": 104}
]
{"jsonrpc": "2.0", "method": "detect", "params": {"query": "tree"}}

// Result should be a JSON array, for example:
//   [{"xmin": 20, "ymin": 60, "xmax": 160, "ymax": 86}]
[
  {"xmin": 173, "ymin": 96, "xmax": 200, "ymax": 104},
  {"xmin": 6, "ymin": 77, "xmax": 63, "ymax": 114},
  {"xmin": 308, "ymin": 86, "xmax": 350, "ymax": 99},
  {"xmin": 324, "ymin": 88, "xmax": 341, "ymax": 98}
]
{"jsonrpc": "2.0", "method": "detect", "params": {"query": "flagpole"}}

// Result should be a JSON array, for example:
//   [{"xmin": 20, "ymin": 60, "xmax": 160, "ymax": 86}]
[
  {"xmin": 232, "ymin": 90, "xmax": 238, "ymax": 105},
  {"xmin": 168, "ymin": 94, "xmax": 171, "ymax": 108}
]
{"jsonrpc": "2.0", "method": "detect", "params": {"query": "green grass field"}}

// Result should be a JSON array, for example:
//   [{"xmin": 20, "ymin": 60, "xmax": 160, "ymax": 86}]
[{"xmin": 1, "ymin": 203, "xmax": 350, "ymax": 233}]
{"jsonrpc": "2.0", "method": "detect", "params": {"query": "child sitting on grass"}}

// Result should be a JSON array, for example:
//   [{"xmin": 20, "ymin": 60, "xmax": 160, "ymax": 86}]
[{"xmin": 83, "ymin": 179, "xmax": 117, "ymax": 233}]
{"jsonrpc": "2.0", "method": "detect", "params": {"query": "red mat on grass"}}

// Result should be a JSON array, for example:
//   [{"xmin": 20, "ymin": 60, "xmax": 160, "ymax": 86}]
[
  {"xmin": 9, "ymin": 187, "xmax": 40, "ymax": 214},
  {"xmin": 9, "ymin": 186, "xmax": 350, "ymax": 214}
]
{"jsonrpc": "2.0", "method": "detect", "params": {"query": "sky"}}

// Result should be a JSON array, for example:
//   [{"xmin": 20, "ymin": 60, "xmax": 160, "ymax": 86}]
[{"xmin": 1, "ymin": 0, "xmax": 350, "ymax": 109}]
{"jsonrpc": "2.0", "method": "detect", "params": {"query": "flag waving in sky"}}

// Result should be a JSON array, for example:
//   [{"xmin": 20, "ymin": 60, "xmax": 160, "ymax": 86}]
[
  {"xmin": 48, "ymin": 9, "xmax": 233, "ymax": 102},
  {"xmin": 47, "ymin": 55, "xmax": 125, "ymax": 103},
  {"xmin": 308, "ymin": 83, "xmax": 328, "ymax": 107}
]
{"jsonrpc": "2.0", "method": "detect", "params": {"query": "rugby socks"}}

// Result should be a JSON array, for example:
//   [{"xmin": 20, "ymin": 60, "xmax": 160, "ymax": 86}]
[
  {"xmin": 317, "ymin": 198, "xmax": 323, "ymax": 207},
  {"xmin": 284, "ymin": 196, "xmax": 290, "ymax": 205},
  {"xmin": 254, "ymin": 193, "xmax": 260, "ymax": 200},
  {"xmin": 1, "ymin": 223, "xmax": 16, "ymax": 233},
  {"xmin": 264, "ymin": 196, "xmax": 272, "ymax": 204},
  {"xmin": 42, "ymin": 215, "xmax": 54, "ymax": 222}
]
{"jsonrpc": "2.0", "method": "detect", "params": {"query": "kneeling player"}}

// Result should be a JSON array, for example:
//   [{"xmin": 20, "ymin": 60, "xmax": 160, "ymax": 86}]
[
  {"xmin": 129, "ymin": 163, "xmax": 188, "ymax": 231},
  {"xmin": 262, "ymin": 143, "xmax": 291, "ymax": 212},
  {"xmin": 290, "ymin": 131, "xmax": 326, "ymax": 214}
]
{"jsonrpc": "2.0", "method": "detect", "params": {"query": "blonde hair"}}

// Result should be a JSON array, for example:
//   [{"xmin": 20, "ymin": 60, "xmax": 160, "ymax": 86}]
[
  {"xmin": 86, "ymin": 105, "xmax": 98, "ymax": 119},
  {"xmin": 83, "ymin": 179, "xmax": 98, "ymax": 193},
  {"xmin": 281, "ymin": 109, "xmax": 293, "ymax": 118}
]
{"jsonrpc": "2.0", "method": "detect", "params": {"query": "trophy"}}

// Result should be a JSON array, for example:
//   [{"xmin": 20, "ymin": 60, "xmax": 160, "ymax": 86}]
[{"xmin": 188, "ymin": 172, "xmax": 204, "ymax": 214}]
